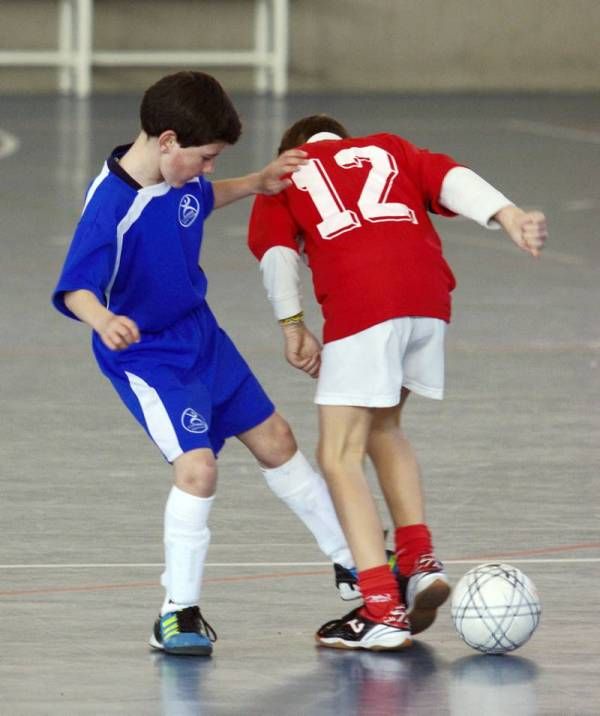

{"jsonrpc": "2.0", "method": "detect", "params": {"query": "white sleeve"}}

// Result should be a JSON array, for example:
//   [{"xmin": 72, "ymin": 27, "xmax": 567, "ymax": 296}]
[
  {"xmin": 440, "ymin": 166, "xmax": 514, "ymax": 229},
  {"xmin": 259, "ymin": 246, "xmax": 302, "ymax": 320}
]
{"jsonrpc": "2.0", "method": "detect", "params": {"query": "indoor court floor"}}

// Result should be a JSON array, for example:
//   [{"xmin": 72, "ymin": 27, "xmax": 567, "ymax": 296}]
[{"xmin": 1, "ymin": 90, "xmax": 599, "ymax": 715}]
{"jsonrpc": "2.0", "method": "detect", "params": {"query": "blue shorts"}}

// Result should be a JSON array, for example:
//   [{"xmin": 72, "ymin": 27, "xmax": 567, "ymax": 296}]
[{"xmin": 93, "ymin": 303, "xmax": 275, "ymax": 461}]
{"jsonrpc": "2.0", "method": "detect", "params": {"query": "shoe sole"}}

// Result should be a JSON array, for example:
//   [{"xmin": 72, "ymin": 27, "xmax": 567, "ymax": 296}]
[
  {"xmin": 149, "ymin": 633, "xmax": 213, "ymax": 656},
  {"xmin": 315, "ymin": 634, "xmax": 412, "ymax": 652},
  {"xmin": 408, "ymin": 578, "xmax": 451, "ymax": 635}
]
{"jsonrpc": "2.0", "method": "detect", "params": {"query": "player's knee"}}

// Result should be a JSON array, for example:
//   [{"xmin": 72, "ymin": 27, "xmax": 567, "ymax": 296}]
[
  {"xmin": 173, "ymin": 449, "xmax": 218, "ymax": 497},
  {"xmin": 317, "ymin": 442, "xmax": 361, "ymax": 481},
  {"xmin": 272, "ymin": 415, "xmax": 297, "ymax": 455},
  {"xmin": 259, "ymin": 414, "xmax": 297, "ymax": 468},
  {"xmin": 317, "ymin": 443, "xmax": 342, "ymax": 479}
]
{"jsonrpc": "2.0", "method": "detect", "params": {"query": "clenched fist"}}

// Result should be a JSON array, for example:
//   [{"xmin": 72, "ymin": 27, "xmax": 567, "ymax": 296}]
[
  {"xmin": 495, "ymin": 206, "xmax": 548, "ymax": 258},
  {"xmin": 98, "ymin": 313, "xmax": 141, "ymax": 351}
]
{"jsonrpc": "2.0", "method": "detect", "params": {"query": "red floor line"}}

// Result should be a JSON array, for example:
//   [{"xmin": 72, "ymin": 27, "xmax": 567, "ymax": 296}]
[
  {"xmin": 1, "ymin": 541, "xmax": 599, "ymax": 598},
  {"xmin": 468, "ymin": 540, "xmax": 600, "ymax": 560},
  {"xmin": 0, "ymin": 570, "xmax": 330, "ymax": 597}
]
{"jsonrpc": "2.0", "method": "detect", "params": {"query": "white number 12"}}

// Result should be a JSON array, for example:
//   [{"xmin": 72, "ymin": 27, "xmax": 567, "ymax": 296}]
[{"xmin": 292, "ymin": 145, "xmax": 417, "ymax": 240}]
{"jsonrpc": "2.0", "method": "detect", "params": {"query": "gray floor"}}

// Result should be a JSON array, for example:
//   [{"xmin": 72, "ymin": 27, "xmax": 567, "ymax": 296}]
[{"xmin": 1, "ymin": 91, "xmax": 599, "ymax": 715}]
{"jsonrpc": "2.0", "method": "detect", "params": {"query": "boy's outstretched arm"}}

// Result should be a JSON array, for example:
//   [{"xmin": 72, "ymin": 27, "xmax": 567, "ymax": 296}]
[
  {"xmin": 493, "ymin": 206, "xmax": 547, "ymax": 258},
  {"xmin": 212, "ymin": 149, "xmax": 307, "ymax": 209},
  {"xmin": 439, "ymin": 166, "xmax": 547, "ymax": 257},
  {"xmin": 63, "ymin": 289, "xmax": 140, "ymax": 351}
]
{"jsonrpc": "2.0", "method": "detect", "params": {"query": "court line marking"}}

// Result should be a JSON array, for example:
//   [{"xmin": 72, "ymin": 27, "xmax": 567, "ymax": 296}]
[
  {"xmin": 3, "ymin": 538, "xmax": 600, "ymax": 570},
  {"xmin": 469, "ymin": 541, "xmax": 600, "ymax": 559},
  {"xmin": 0, "ymin": 559, "xmax": 598, "ymax": 598},
  {"xmin": 4, "ymin": 336, "xmax": 599, "ymax": 360},
  {"xmin": 0, "ymin": 557, "xmax": 599, "ymax": 571},
  {"xmin": 0, "ymin": 571, "xmax": 330, "ymax": 598},
  {"xmin": 503, "ymin": 119, "xmax": 600, "ymax": 145},
  {"xmin": 448, "ymin": 339, "xmax": 600, "ymax": 355},
  {"xmin": 1, "ymin": 542, "xmax": 598, "ymax": 598},
  {"xmin": 445, "ymin": 230, "xmax": 590, "ymax": 268}
]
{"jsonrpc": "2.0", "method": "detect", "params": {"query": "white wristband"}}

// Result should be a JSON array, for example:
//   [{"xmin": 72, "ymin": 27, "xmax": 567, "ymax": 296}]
[
  {"xmin": 260, "ymin": 246, "xmax": 302, "ymax": 319},
  {"xmin": 440, "ymin": 166, "xmax": 514, "ymax": 228}
]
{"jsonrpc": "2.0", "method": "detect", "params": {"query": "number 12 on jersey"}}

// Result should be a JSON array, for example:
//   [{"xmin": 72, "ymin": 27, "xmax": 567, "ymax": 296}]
[{"xmin": 292, "ymin": 145, "xmax": 418, "ymax": 240}]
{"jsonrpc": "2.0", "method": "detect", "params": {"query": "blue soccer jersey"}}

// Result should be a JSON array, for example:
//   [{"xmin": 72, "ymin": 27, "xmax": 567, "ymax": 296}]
[
  {"xmin": 52, "ymin": 146, "xmax": 274, "ymax": 459},
  {"xmin": 53, "ymin": 145, "xmax": 214, "ymax": 332}
]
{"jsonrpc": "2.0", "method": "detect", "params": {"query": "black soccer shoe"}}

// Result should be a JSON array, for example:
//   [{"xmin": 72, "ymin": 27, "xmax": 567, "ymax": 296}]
[
  {"xmin": 316, "ymin": 605, "xmax": 412, "ymax": 651},
  {"xmin": 335, "ymin": 563, "xmax": 360, "ymax": 601}
]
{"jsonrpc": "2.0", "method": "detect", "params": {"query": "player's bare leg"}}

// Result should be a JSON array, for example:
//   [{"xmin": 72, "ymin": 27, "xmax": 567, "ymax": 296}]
[
  {"xmin": 315, "ymin": 404, "xmax": 410, "ymax": 650},
  {"xmin": 367, "ymin": 390, "xmax": 449, "ymax": 634},
  {"xmin": 317, "ymin": 405, "xmax": 385, "ymax": 570},
  {"xmin": 367, "ymin": 391, "xmax": 424, "ymax": 527}
]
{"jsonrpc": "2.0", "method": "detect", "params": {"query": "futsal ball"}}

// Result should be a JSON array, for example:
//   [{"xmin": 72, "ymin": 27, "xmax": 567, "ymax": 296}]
[{"xmin": 450, "ymin": 563, "xmax": 541, "ymax": 654}]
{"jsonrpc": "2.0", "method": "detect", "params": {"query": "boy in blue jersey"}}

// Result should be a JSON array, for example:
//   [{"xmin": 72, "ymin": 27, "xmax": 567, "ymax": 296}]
[{"xmin": 52, "ymin": 71, "xmax": 357, "ymax": 656}]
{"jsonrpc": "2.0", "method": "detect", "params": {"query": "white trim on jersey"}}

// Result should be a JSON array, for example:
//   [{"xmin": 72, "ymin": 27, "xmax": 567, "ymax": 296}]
[
  {"xmin": 106, "ymin": 183, "xmax": 171, "ymax": 309},
  {"xmin": 82, "ymin": 163, "xmax": 110, "ymax": 212},
  {"xmin": 125, "ymin": 370, "xmax": 183, "ymax": 462}
]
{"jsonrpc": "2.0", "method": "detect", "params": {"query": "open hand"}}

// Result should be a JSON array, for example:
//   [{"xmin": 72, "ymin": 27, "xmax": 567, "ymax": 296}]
[{"xmin": 257, "ymin": 149, "xmax": 308, "ymax": 195}]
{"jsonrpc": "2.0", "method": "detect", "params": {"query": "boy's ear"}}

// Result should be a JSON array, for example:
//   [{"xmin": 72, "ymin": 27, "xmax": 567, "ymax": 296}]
[{"xmin": 158, "ymin": 130, "xmax": 178, "ymax": 153}]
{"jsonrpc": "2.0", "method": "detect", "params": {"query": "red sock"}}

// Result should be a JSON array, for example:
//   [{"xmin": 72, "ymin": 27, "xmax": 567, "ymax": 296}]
[
  {"xmin": 357, "ymin": 564, "xmax": 400, "ymax": 620},
  {"xmin": 394, "ymin": 523, "xmax": 433, "ymax": 576}
]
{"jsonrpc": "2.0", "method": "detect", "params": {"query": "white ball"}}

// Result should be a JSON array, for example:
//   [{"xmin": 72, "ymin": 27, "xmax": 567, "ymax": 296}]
[{"xmin": 450, "ymin": 563, "xmax": 541, "ymax": 654}]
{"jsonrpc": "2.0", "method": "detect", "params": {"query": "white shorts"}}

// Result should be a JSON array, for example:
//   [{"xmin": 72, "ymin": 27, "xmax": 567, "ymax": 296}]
[{"xmin": 315, "ymin": 318, "xmax": 446, "ymax": 407}]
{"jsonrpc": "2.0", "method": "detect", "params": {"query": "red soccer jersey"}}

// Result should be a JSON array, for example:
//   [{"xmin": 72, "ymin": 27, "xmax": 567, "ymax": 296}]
[{"xmin": 248, "ymin": 132, "xmax": 460, "ymax": 344}]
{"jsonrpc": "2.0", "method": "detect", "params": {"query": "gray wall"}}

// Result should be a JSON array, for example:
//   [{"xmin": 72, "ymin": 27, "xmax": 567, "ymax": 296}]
[{"xmin": 1, "ymin": 0, "xmax": 599, "ymax": 93}]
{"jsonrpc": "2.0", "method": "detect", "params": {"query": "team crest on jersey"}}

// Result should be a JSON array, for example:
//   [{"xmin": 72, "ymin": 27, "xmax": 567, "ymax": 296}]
[
  {"xmin": 178, "ymin": 194, "xmax": 200, "ymax": 228},
  {"xmin": 181, "ymin": 408, "xmax": 209, "ymax": 434}
]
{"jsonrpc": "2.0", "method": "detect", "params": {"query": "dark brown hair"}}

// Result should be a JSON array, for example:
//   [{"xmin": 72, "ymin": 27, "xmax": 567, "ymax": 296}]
[
  {"xmin": 140, "ymin": 71, "xmax": 242, "ymax": 147},
  {"xmin": 278, "ymin": 115, "xmax": 350, "ymax": 154}
]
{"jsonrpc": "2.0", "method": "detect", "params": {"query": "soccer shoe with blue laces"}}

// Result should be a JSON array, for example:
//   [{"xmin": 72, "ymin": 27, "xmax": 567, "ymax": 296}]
[
  {"xmin": 334, "ymin": 563, "xmax": 360, "ymax": 601},
  {"xmin": 335, "ymin": 551, "xmax": 408, "ymax": 602},
  {"xmin": 405, "ymin": 554, "xmax": 451, "ymax": 635},
  {"xmin": 149, "ymin": 606, "xmax": 217, "ymax": 656},
  {"xmin": 316, "ymin": 605, "xmax": 412, "ymax": 651}
]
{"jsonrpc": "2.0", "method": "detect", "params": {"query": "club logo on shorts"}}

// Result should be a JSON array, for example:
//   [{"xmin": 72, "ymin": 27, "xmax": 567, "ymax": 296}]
[
  {"xmin": 178, "ymin": 194, "xmax": 200, "ymax": 228},
  {"xmin": 181, "ymin": 408, "xmax": 209, "ymax": 434}
]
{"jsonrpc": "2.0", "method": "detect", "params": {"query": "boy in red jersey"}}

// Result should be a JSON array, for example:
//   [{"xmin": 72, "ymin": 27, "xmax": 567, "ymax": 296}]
[{"xmin": 248, "ymin": 115, "xmax": 547, "ymax": 651}]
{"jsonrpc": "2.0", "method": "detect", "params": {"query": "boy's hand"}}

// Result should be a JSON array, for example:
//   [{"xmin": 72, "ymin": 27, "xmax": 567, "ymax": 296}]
[
  {"xmin": 257, "ymin": 149, "xmax": 308, "ymax": 195},
  {"xmin": 494, "ymin": 206, "xmax": 548, "ymax": 257},
  {"xmin": 98, "ymin": 314, "xmax": 141, "ymax": 351},
  {"xmin": 281, "ymin": 323, "xmax": 321, "ymax": 378}
]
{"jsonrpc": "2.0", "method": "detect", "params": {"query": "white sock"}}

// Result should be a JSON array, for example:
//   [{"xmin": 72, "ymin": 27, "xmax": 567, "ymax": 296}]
[
  {"xmin": 160, "ymin": 486, "xmax": 214, "ymax": 614},
  {"xmin": 260, "ymin": 451, "xmax": 354, "ymax": 569}
]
